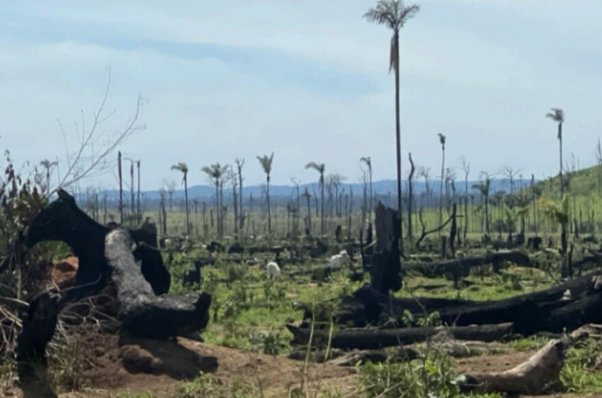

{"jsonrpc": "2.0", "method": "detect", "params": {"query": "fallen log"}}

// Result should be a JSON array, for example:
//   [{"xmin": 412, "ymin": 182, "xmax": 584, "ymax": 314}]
[
  {"xmin": 106, "ymin": 229, "xmax": 211, "ymax": 338},
  {"xmin": 316, "ymin": 270, "xmax": 602, "ymax": 334},
  {"xmin": 404, "ymin": 250, "xmax": 532, "ymax": 278},
  {"xmin": 288, "ymin": 334, "xmax": 515, "ymax": 366},
  {"xmin": 460, "ymin": 324, "xmax": 602, "ymax": 395},
  {"xmin": 286, "ymin": 322, "xmax": 514, "ymax": 350},
  {"xmin": 303, "ymin": 284, "xmax": 477, "ymax": 327},
  {"xmin": 436, "ymin": 271, "xmax": 602, "ymax": 335}
]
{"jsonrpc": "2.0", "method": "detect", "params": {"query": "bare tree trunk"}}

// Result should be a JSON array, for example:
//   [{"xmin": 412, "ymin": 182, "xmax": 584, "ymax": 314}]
[
  {"xmin": 408, "ymin": 153, "xmax": 415, "ymax": 239},
  {"xmin": 118, "ymin": 151, "xmax": 124, "ymax": 224},
  {"xmin": 137, "ymin": 160, "xmax": 141, "ymax": 223},
  {"xmin": 393, "ymin": 30, "xmax": 404, "ymax": 256},
  {"xmin": 347, "ymin": 187, "xmax": 353, "ymax": 242},
  {"xmin": 267, "ymin": 175, "xmax": 271, "ymax": 234},
  {"xmin": 184, "ymin": 173, "xmax": 190, "ymax": 236}
]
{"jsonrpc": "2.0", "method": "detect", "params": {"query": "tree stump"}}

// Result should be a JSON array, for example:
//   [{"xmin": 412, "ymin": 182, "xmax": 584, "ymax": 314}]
[{"xmin": 369, "ymin": 203, "xmax": 402, "ymax": 296}]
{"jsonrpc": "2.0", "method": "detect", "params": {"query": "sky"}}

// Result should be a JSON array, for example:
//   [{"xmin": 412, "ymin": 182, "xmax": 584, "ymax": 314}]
[{"xmin": 1, "ymin": 1, "xmax": 602, "ymax": 192}]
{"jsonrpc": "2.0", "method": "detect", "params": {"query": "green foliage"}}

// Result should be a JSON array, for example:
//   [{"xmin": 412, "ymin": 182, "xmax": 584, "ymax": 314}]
[
  {"xmin": 508, "ymin": 336, "xmax": 549, "ymax": 352},
  {"xmin": 357, "ymin": 350, "xmax": 461, "ymax": 398},
  {"xmin": 114, "ymin": 391, "xmax": 156, "ymax": 398},
  {"xmin": 175, "ymin": 372, "xmax": 217, "ymax": 398},
  {"xmin": 560, "ymin": 340, "xmax": 602, "ymax": 393},
  {"xmin": 262, "ymin": 279, "xmax": 286, "ymax": 302},
  {"xmin": 538, "ymin": 195, "xmax": 570, "ymax": 225}
]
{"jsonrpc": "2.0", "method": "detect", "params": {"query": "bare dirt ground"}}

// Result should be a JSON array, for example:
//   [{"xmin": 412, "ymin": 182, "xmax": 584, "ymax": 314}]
[
  {"xmin": 8, "ymin": 333, "xmax": 358, "ymax": 398},
  {"xmin": 7, "ymin": 338, "xmax": 602, "ymax": 398}
]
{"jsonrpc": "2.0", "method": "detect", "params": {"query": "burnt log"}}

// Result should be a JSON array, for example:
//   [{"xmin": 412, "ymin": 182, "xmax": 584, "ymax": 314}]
[
  {"xmin": 286, "ymin": 322, "xmax": 514, "ymax": 350},
  {"xmin": 306, "ymin": 270, "xmax": 602, "ymax": 334},
  {"xmin": 27, "ymin": 190, "xmax": 111, "ymax": 301},
  {"xmin": 15, "ymin": 287, "xmax": 62, "ymax": 382},
  {"xmin": 404, "ymin": 250, "xmax": 532, "ymax": 278},
  {"xmin": 133, "ymin": 243, "xmax": 171, "ymax": 295},
  {"xmin": 106, "ymin": 229, "xmax": 211, "ymax": 338},
  {"xmin": 303, "ymin": 284, "xmax": 476, "ymax": 327},
  {"xmin": 27, "ymin": 189, "xmax": 171, "ymax": 298},
  {"xmin": 436, "ymin": 271, "xmax": 602, "ymax": 335}
]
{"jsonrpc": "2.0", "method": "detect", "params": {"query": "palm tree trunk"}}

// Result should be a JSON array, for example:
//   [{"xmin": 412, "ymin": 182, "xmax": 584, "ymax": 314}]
[
  {"xmin": 485, "ymin": 195, "xmax": 489, "ymax": 235},
  {"xmin": 184, "ymin": 173, "xmax": 190, "ymax": 236},
  {"xmin": 393, "ymin": 30, "xmax": 404, "ymax": 254},
  {"xmin": 559, "ymin": 123, "xmax": 563, "ymax": 196},
  {"xmin": 215, "ymin": 181, "xmax": 219, "ymax": 236},
  {"xmin": 137, "ymin": 161, "xmax": 141, "ymax": 223},
  {"xmin": 267, "ymin": 175, "xmax": 271, "ymax": 234},
  {"xmin": 439, "ymin": 148, "xmax": 445, "ymax": 233},
  {"xmin": 407, "ymin": 153, "xmax": 415, "ymax": 239},
  {"xmin": 464, "ymin": 178, "xmax": 469, "ymax": 242},
  {"xmin": 320, "ymin": 176, "xmax": 325, "ymax": 235},
  {"xmin": 118, "ymin": 151, "xmax": 123, "ymax": 224},
  {"xmin": 130, "ymin": 162, "xmax": 135, "ymax": 220},
  {"xmin": 368, "ymin": 165, "xmax": 374, "ymax": 222}
]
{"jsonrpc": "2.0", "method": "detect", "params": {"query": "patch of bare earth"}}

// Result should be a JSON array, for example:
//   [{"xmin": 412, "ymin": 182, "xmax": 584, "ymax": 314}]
[{"xmin": 11, "ymin": 334, "xmax": 356, "ymax": 398}]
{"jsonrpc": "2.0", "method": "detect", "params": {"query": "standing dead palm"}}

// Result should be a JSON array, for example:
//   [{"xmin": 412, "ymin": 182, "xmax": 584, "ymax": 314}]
[
  {"xmin": 257, "ymin": 152, "xmax": 275, "ymax": 234},
  {"xmin": 306, "ymin": 161, "xmax": 326, "ymax": 235},
  {"xmin": 171, "ymin": 162, "xmax": 190, "ymax": 236},
  {"xmin": 360, "ymin": 156, "xmax": 373, "ymax": 224},
  {"xmin": 202, "ymin": 163, "xmax": 229, "ymax": 237},
  {"xmin": 546, "ymin": 108, "xmax": 565, "ymax": 196},
  {"xmin": 437, "ymin": 133, "xmax": 446, "ymax": 231},
  {"xmin": 364, "ymin": 0, "xmax": 420, "ymax": 252}
]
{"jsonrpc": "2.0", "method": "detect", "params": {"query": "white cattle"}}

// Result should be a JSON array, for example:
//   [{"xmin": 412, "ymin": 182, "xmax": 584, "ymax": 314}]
[
  {"xmin": 266, "ymin": 261, "xmax": 281, "ymax": 279},
  {"xmin": 328, "ymin": 250, "xmax": 351, "ymax": 271}
]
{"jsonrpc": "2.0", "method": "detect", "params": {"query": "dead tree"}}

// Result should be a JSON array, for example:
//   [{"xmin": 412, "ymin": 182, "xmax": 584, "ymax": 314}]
[
  {"xmin": 407, "ymin": 153, "xmax": 415, "ymax": 239},
  {"xmin": 369, "ymin": 203, "xmax": 402, "ymax": 296}
]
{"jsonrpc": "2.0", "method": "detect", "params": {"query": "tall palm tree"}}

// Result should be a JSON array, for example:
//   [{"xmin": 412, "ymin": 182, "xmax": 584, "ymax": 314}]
[
  {"xmin": 257, "ymin": 152, "xmax": 275, "ymax": 234},
  {"xmin": 364, "ymin": 0, "xmax": 420, "ymax": 251},
  {"xmin": 202, "ymin": 163, "xmax": 229, "ymax": 237},
  {"xmin": 437, "ymin": 133, "xmax": 446, "ymax": 230},
  {"xmin": 306, "ymin": 161, "xmax": 326, "ymax": 235},
  {"xmin": 546, "ymin": 108, "xmax": 565, "ymax": 196},
  {"xmin": 171, "ymin": 162, "xmax": 190, "ymax": 236},
  {"xmin": 360, "ymin": 156, "xmax": 373, "ymax": 224}
]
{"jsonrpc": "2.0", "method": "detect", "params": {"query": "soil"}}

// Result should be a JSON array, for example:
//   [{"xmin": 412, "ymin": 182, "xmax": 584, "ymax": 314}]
[{"xmin": 8, "ymin": 336, "xmax": 602, "ymax": 398}]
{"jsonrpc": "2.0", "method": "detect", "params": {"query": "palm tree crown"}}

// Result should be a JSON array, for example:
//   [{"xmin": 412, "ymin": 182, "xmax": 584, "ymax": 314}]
[
  {"xmin": 171, "ymin": 162, "xmax": 189, "ymax": 178},
  {"xmin": 546, "ymin": 108, "xmax": 565, "ymax": 139},
  {"xmin": 364, "ymin": 0, "xmax": 420, "ymax": 72},
  {"xmin": 257, "ymin": 152, "xmax": 274, "ymax": 178},
  {"xmin": 201, "ymin": 163, "xmax": 228, "ymax": 181}
]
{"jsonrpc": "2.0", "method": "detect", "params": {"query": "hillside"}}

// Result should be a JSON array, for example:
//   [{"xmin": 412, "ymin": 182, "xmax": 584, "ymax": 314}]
[{"xmin": 90, "ymin": 178, "xmax": 532, "ymax": 202}]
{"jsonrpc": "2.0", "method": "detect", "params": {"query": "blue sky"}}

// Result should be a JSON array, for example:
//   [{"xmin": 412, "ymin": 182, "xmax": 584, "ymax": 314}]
[{"xmin": 1, "ymin": 1, "xmax": 602, "ymax": 191}]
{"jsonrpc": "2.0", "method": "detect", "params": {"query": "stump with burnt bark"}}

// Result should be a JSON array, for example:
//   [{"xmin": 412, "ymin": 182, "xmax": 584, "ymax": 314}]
[{"xmin": 369, "ymin": 203, "xmax": 402, "ymax": 296}]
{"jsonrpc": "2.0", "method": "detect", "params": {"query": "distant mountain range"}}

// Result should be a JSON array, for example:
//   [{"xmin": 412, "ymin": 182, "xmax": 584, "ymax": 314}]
[{"xmin": 88, "ymin": 178, "xmax": 536, "ymax": 202}]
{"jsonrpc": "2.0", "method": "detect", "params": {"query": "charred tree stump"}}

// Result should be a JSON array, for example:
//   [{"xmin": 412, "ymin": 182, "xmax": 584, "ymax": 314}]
[
  {"xmin": 15, "ymin": 288, "xmax": 62, "ymax": 383},
  {"xmin": 369, "ymin": 203, "xmax": 402, "ymax": 296}
]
